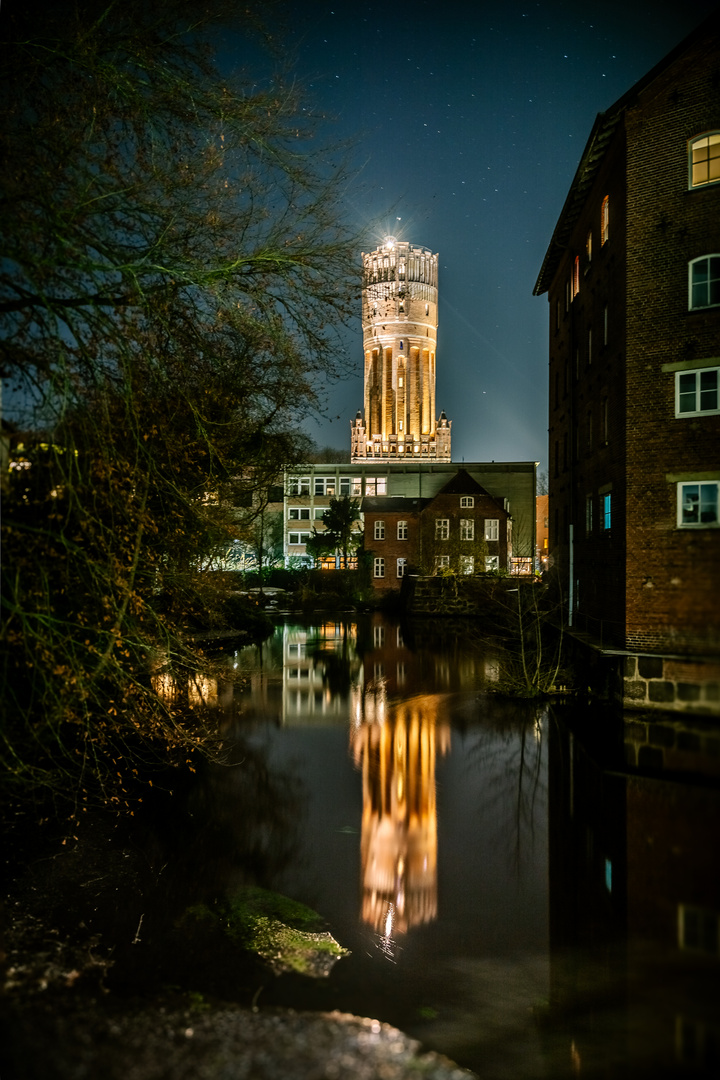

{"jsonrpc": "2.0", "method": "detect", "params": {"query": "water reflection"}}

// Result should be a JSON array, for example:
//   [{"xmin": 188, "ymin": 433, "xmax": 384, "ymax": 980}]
[{"xmin": 351, "ymin": 689, "xmax": 451, "ymax": 942}]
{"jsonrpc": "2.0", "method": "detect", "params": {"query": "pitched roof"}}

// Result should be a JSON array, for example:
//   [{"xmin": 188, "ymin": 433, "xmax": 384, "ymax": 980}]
[
  {"xmin": 432, "ymin": 467, "xmax": 494, "ymax": 498},
  {"xmin": 533, "ymin": 11, "xmax": 720, "ymax": 296},
  {"xmin": 361, "ymin": 496, "xmax": 429, "ymax": 513}
]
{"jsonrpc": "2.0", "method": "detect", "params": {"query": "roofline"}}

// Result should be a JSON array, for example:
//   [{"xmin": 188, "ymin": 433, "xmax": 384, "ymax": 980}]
[{"xmin": 533, "ymin": 10, "xmax": 720, "ymax": 296}]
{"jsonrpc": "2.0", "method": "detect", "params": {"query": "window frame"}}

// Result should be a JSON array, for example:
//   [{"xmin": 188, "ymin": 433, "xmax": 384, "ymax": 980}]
[
  {"xmin": 460, "ymin": 496, "xmax": 474, "ymax": 508},
  {"xmin": 460, "ymin": 518, "xmax": 475, "ymax": 541},
  {"xmin": 675, "ymin": 367, "xmax": 720, "ymax": 417},
  {"xmin": 689, "ymin": 132, "xmax": 720, "ymax": 190},
  {"xmin": 484, "ymin": 518, "xmax": 499, "ymax": 541},
  {"xmin": 373, "ymin": 519, "xmax": 386, "ymax": 541},
  {"xmin": 689, "ymin": 255, "xmax": 720, "ymax": 310},
  {"xmin": 484, "ymin": 555, "xmax": 499, "ymax": 572},
  {"xmin": 601, "ymin": 195, "xmax": 609, "ymax": 245},
  {"xmin": 459, "ymin": 555, "xmax": 474, "ymax": 575},
  {"xmin": 602, "ymin": 492, "xmax": 612, "ymax": 532},
  {"xmin": 396, "ymin": 557, "xmax": 407, "ymax": 578},
  {"xmin": 288, "ymin": 507, "xmax": 311, "ymax": 521},
  {"xmin": 435, "ymin": 518, "xmax": 450, "ymax": 540},
  {"xmin": 677, "ymin": 481, "xmax": 720, "ymax": 529},
  {"xmin": 373, "ymin": 556, "xmax": 385, "ymax": 578},
  {"xmin": 434, "ymin": 555, "xmax": 450, "ymax": 572},
  {"xmin": 397, "ymin": 520, "xmax": 408, "ymax": 540}
]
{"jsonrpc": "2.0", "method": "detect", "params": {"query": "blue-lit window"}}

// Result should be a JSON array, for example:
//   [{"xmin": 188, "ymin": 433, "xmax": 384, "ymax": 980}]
[{"xmin": 603, "ymin": 493, "xmax": 612, "ymax": 531}]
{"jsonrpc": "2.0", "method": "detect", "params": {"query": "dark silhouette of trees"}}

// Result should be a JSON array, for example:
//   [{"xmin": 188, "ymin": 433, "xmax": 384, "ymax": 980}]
[{"xmin": 0, "ymin": 0, "xmax": 361, "ymax": 809}]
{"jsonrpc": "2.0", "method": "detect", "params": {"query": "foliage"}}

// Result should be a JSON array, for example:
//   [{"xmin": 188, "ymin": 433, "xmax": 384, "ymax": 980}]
[
  {"xmin": 305, "ymin": 495, "xmax": 361, "ymax": 567},
  {"xmin": 0, "ymin": 0, "xmax": 361, "ymax": 811}
]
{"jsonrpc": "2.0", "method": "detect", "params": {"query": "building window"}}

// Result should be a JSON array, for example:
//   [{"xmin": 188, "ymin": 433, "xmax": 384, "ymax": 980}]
[
  {"xmin": 373, "ymin": 557, "xmax": 385, "ymax": 578},
  {"xmin": 676, "ymin": 368, "xmax": 720, "ymax": 416},
  {"xmin": 398, "ymin": 375, "xmax": 404, "ymax": 388},
  {"xmin": 459, "ymin": 555, "xmax": 474, "ymax": 575},
  {"xmin": 585, "ymin": 494, "xmax": 593, "ymax": 535},
  {"xmin": 435, "ymin": 518, "xmax": 449, "ymax": 540},
  {"xmin": 340, "ymin": 477, "xmax": 351, "ymax": 496},
  {"xmin": 315, "ymin": 477, "xmax": 335, "ymax": 496},
  {"xmin": 397, "ymin": 520, "xmax": 408, "ymax": 540},
  {"xmin": 689, "ymin": 133, "xmax": 720, "ymax": 189},
  {"xmin": 289, "ymin": 532, "xmax": 311, "ymax": 545},
  {"xmin": 585, "ymin": 229, "xmax": 592, "ymax": 264},
  {"xmin": 434, "ymin": 555, "xmax": 450, "ymax": 571},
  {"xmin": 460, "ymin": 518, "xmax": 475, "ymax": 541},
  {"xmin": 374, "ymin": 520, "xmax": 385, "ymax": 540},
  {"xmin": 602, "ymin": 492, "xmax": 612, "ymax": 531},
  {"xmin": 601, "ymin": 195, "xmax": 609, "ymax": 244},
  {"xmin": 485, "ymin": 556, "xmax": 499, "ymax": 571},
  {"xmin": 678, "ymin": 904, "xmax": 719, "ymax": 954},
  {"xmin": 677, "ymin": 482, "xmax": 719, "ymax": 528},
  {"xmin": 460, "ymin": 496, "xmax": 475, "ymax": 507},
  {"xmin": 288, "ymin": 507, "xmax": 311, "ymax": 520},
  {"xmin": 572, "ymin": 255, "xmax": 580, "ymax": 298},
  {"xmin": 689, "ymin": 256, "xmax": 720, "ymax": 309},
  {"xmin": 484, "ymin": 519, "xmax": 499, "ymax": 541},
  {"xmin": 314, "ymin": 508, "xmax": 325, "ymax": 520},
  {"xmin": 288, "ymin": 476, "xmax": 310, "ymax": 496},
  {"xmin": 374, "ymin": 626, "xmax": 385, "ymax": 647},
  {"xmin": 366, "ymin": 477, "xmax": 387, "ymax": 496},
  {"xmin": 397, "ymin": 558, "xmax": 407, "ymax": 578}
]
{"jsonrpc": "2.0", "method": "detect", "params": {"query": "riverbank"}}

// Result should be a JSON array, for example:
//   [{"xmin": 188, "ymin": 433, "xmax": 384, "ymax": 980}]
[{"xmin": 1, "ymin": 805, "xmax": 476, "ymax": 1080}]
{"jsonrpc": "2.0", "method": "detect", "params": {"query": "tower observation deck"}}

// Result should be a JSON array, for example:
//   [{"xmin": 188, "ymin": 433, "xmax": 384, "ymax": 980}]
[{"xmin": 351, "ymin": 237, "xmax": 451, "ymax": 462}]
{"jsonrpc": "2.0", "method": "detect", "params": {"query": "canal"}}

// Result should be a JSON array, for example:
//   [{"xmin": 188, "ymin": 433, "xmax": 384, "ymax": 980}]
[{"xmin": 191, "ymin": 613, "xmax": 719, "ymax": 1078}]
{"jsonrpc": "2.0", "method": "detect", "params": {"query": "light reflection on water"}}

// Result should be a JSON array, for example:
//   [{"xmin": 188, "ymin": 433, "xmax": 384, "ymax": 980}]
[{"xmin": 206, "ymin": 614, "xmax": 720, "ymax": 1079}]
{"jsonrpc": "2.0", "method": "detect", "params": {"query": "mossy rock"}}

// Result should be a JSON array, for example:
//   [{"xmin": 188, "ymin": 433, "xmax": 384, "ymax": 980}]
[{"xmin": 183, "ymin": 887, "xmax": 349, "ymax": 978}]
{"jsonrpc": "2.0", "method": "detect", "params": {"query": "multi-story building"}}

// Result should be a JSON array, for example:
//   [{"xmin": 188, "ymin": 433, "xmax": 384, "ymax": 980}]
[
  {"xmin": 534, "ymin": 13, "xmax": 720, "ymax": 712},
  {"xmin": 351, "ymin": 238, "xmax": 451, "ymax": 462},
  {"xmin": 362, "ymin": 468, "xmax": 511, "ymax": 590},
  {"xmin": 281, "ymin": 461, "xmax": 536, "ymax": 573}
]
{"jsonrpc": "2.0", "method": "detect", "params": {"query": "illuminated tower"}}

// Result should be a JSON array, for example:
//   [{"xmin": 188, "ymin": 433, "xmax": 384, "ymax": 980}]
[{"xmin": 350, "ymin": 237, "xmax": 451, "ymax": 462}]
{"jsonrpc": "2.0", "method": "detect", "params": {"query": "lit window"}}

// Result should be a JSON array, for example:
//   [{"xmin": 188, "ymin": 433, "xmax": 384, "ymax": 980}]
[
  {"xmin": 460, "ymin": 518, "xmax": 475, "ymax": 541},
  {"xmin": 398, "ymin": 375, "xmax": 404, "ymax": 388},
  {"xmin": 689, "ymin": 256, "xmax": 720, "ymax": 309},
  {"xmin": 572, "ymin": 255, "xmax": 580, "ymax": 298},
  {"xmin": 485, "ymin": 556, "xmax": 499, "ymax": 571},
  {"xmin": 397, "ymin": 520, "xmax": 408, "ymax": 540},
  {"xmin": 676, "ymin": 368, "xmax": 719, "ymax": 416},
  {"xmin": 586, "ymin": 230, "xmax": 592, "ymax": 262},
  {"xmin": 374, "ymin": 520, "xmax": 385, "ymax": 540},
  {"xmin": 677, "ymin": 482, "xmax": 719, "ymax": 528},
  {"xmin": 689, "ymin": 133, "xmax": 720, "ymax": 189},
  {"xmin": 460, "ymin": 496, "xmax": 474, "ymax": 507},
  {"xmin": 340, "ymin": 477, "xmax": 351, "ymax": 496},
  {"xmin": 603, "ymin": 492, "xmax": 612, "ymax": 530},
  {"xmin": 373, "ymin": 557, "xmax": 385, "ymax": 578},
  {"xmin": 434, "ymin": 555, "xmax": 450, "ymax": 571},
  {"xmin": 288, "ymin": 476, "xmax": 310, "ymax": 496},
  {"xmin": 459, "ymin": 555, "xmax": 474, "ymax": 575},
  {"xmin": 484, "ymin": 519, "xmax": 499, "ymax": 541},
  {"xmin": 435, "ymin": 518, "xmax": 449, "ymax": 540},
  {"xmin": 397, "ymin": 558, "xmax": 407, "ymax": 578},
  {"xmin": 601, "ymin": 195, "xmax": 609, "ymax": 244}
]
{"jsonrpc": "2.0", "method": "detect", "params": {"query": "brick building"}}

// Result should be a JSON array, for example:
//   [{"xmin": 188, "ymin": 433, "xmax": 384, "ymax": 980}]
[
  {"xmin": 534, "ymin": 13, "xmax": 720, "ymax": 712},
  {"xmin": 363, "ymin": 468, "xmax": 511, "ymax": 590}
]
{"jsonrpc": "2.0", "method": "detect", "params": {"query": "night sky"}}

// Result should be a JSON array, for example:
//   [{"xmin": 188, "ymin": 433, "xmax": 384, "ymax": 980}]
[{"xmin": 269, "ymin": 1, "xmax": 718, "ymax": 469}]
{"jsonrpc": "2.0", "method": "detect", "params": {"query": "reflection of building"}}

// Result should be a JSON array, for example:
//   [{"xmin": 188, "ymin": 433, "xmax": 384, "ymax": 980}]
[
  {"xmin": 351, "ymin": 238, "xmax": 451, "ymax": 463},
  {"xmin": 535, "ymin": 13, "xmax": 720, "ymax": 711},
  {"xmin": 351, "ymin": 689, "xmax": 451, "ymax": 935}
]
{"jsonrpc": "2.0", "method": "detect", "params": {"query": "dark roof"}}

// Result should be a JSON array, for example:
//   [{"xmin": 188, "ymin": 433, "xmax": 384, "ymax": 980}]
[
  {"xmin": 361, "ymin": 496, "xmax": 429, "ymax": 513},
  {"xmin": 533, "ymin": 11, "xmax": 720, "ymax": 296},
  {"xmin": 433, "ymin": 468, "xmax": 494, "ymax": 498}
]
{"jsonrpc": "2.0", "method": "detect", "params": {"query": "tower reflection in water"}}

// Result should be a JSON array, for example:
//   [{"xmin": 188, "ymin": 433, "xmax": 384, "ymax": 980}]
[{"xmin": 350, "ymin": 682, "xmax": 451, "ymax": 953}]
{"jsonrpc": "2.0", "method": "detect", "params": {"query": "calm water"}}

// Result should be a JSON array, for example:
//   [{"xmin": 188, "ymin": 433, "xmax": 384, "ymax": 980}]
[{"xmin": 191, "ymin": 614, "xmax": 720, "ymax": 1079}]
